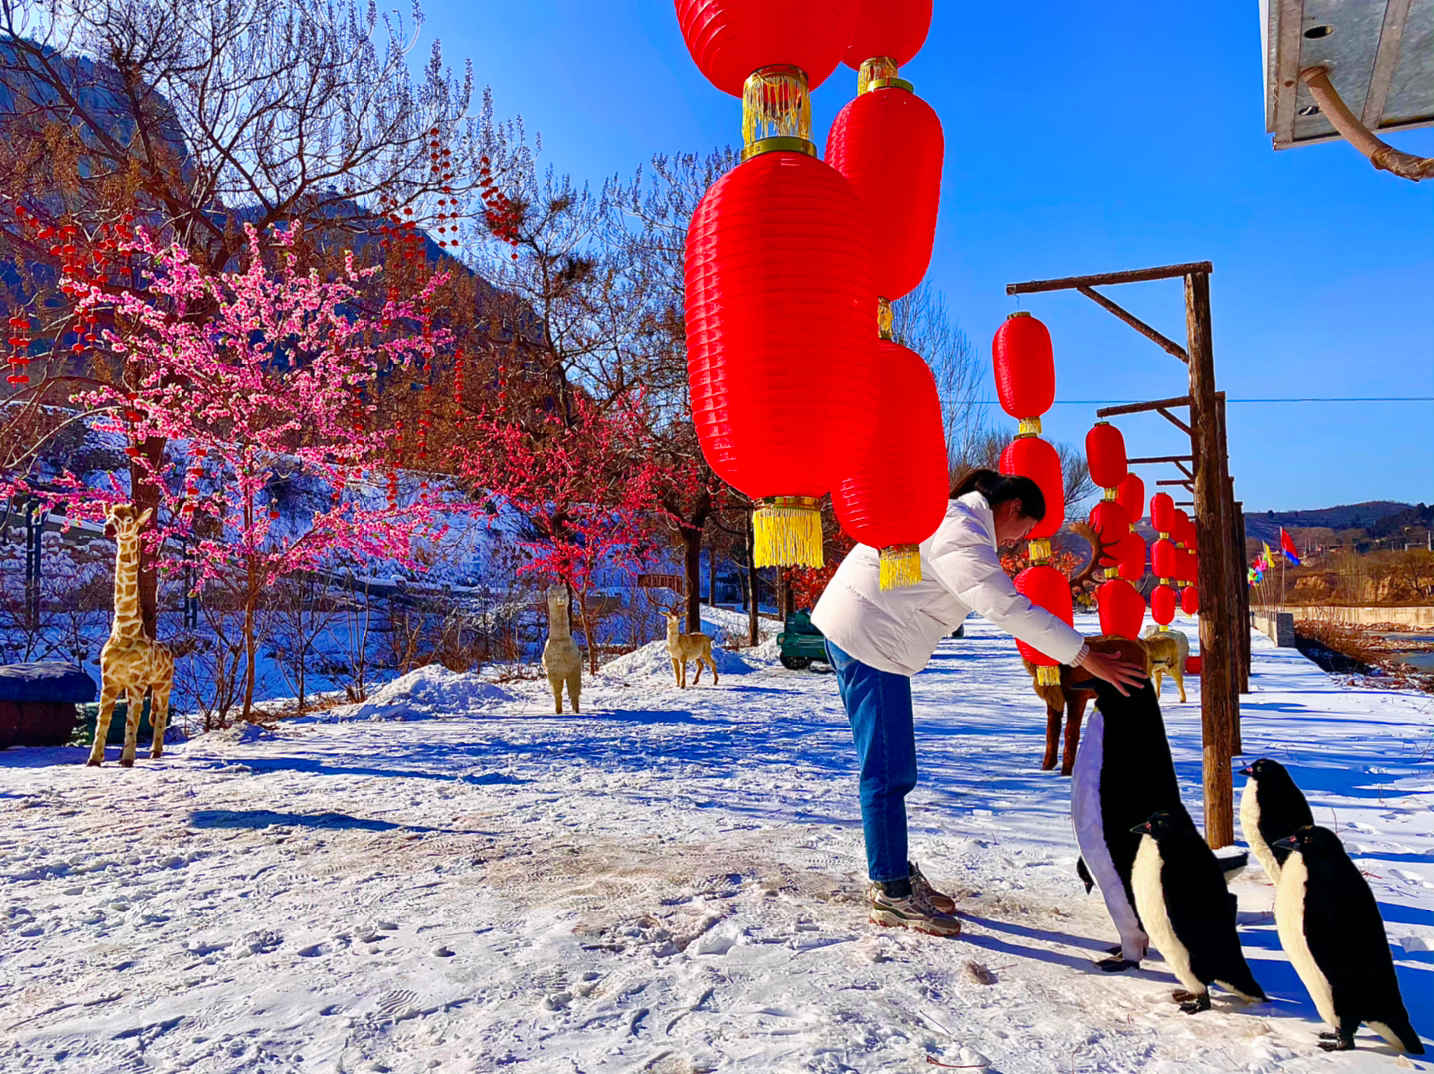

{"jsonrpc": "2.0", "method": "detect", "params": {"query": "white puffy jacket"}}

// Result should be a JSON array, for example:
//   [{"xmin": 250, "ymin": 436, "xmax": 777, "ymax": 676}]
[{"xmin": 811, "ymin": 491, "xmax": 1086, "ymax": 677}]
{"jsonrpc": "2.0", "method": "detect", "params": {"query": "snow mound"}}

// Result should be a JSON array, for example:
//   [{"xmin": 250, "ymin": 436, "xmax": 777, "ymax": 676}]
[
  {"xmin": 331, "ymin": 665, "xmax": 516, "ymax": 722},
  {"xmin": 598, "ymin": 636, "xmax": 764, "ymax": 682}
]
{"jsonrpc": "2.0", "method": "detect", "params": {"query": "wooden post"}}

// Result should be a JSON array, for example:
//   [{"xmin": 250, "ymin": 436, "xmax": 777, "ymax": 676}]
[{"xmin": 1185, "ymin": 271, "xmax": 1235, "ymax": 847}]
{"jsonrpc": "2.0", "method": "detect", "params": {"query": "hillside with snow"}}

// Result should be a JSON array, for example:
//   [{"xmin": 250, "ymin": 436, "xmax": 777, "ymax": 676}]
[{"xmin": 2, "ymin": 610, "xmax": 1431, "ymax": 1072}]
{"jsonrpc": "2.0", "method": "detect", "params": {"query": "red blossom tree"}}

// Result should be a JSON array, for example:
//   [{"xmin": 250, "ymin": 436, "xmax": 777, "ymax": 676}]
[{"xmin": 456, "ymin": 389, "xmax": 672, "ymax": 673}]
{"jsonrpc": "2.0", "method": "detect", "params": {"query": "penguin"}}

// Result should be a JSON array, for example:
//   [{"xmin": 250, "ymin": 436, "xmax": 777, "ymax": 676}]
[
  {"xmin": 1130, "ymin": 810, "xmax": 1267, "ymax": 1014},
  {"xmin": 1069, "ymin": 641, "xmax": 1183, "ymax": 971},
  {"xmin": 1273, "ymin": 825, "xmax": 1424, "ymax": 1054},
  {"xmin": 1239, "ymin": 758, "xmax": 1314, "ymax": 885}
]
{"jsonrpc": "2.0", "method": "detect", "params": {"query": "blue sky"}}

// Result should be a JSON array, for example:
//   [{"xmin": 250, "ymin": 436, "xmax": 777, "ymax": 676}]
[{"xmin": 421, "ymin": 1, "xmax": 1432, "ymax": 513}]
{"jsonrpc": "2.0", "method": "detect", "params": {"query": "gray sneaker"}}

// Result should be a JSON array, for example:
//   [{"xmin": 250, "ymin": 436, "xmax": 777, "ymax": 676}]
[
  {"xmin": 867, "ymin": 883, "xmax": 963, "ymax": 937},
  {"xmin": 908, "ymin": 861, "xmax": 956, "ymax": 915}
]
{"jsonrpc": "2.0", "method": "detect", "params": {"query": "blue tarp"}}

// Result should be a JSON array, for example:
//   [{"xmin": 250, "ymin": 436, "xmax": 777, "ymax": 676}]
[{"xmin": 0, "ymin": 662, "xmax": 97, "ymax": 704}]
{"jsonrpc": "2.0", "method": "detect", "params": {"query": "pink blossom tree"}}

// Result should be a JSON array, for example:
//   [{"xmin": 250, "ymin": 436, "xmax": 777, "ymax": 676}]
[{"xmin": 5, "ymin": 222, "xmax": 452, "ymax": 720}]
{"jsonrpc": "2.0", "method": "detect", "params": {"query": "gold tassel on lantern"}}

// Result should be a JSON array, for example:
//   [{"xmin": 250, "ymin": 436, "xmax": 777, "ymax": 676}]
[
  {"xmin": 753, "ymin": 497, "xmax": 824, "ymax": 568},
  {"xmin": 856, "ymin": 56, "xmax": 900, "ymax": 94},
  {"xmin": 742, "ymin": 66, "xmax": 814, "ymax": 160},
  {"xmin": 1027, "ymin": 537, "xmax": 1052, "ymax": 565},
  {"xmin": 879, "ymin": 544, "xmax": 921, "ymax": 590},
  {"xmin": 1035, "ymin": 665, "xmax": 1060, "ymax": 686},
  {"xmin": 1017, "ymin": 416, "xmax": 1042, "ymax": 436}
]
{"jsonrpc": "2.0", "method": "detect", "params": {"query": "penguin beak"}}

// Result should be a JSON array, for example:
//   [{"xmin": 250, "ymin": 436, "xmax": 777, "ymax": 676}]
[
  {"xmin": 1272, "ymin": 835, "xmax": 1297, "ymax": 851},
  {"xmin": 1130, "ymin": 821, "xmax": 1152, "ymax": 835},
  {"xmin": 1238, "ymin": 765, "xmax": 1254, "ymax": 777}
]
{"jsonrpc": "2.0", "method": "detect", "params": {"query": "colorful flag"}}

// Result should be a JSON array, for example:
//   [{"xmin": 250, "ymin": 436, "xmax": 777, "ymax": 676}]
[{"xmin": 1280, "ymin": 528, "xmax": 1302, "ymax": 566}]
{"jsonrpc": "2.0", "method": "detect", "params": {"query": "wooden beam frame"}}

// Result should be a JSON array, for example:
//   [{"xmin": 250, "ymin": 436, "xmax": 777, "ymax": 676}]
[
  {"xmin": 1075, "ymin": 286, "xmax": 1189, "ymax": 363},
  {"xmin": 1004, "ymin": 260, "xmax": 1241, "ymax": 848},
  {"xmin": 1006, "ymin": 261, "xmax": 1214, "ymax": 294},
  {"xmin": 1096, "ymin": 395, "xmax": 1191, "ymax": 417}
]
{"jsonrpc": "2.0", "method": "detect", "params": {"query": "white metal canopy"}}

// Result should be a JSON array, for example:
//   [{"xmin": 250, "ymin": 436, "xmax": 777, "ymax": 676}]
[{"xmin": 1261, "ymin": 0, "xmax": 1434, "ymax": 148}]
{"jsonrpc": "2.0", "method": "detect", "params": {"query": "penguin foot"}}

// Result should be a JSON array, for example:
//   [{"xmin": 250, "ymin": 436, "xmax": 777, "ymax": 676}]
[
  {"xmin": 1097, "ymin": 957, "xmax": 1139, "ymax": 972},
  {"xmin": 1171, "ymin": 990, "xmax": 1200, "ymax": 1003},
  {"xmin": 1317, "ymin": 1037, "xmax": 1354, "ymax": 1052},
  {"xmin": 1179, "ymin": 992, "xmax": 1212, "ymax": 1015}
]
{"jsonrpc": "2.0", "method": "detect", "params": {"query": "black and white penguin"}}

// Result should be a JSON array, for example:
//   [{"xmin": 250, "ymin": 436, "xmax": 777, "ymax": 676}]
[
  {"xmin": 1130, "ymin": 810, "xmax": 1267, "ymax": 1013},
  {"xmin": 1069, "ymin": 649, "xmax": 1183, "ymax": 971},
  {"xmin": 1239, "ymin": 758, "xmax": 1314, "ymax": 885},
  {"xmin": 1273, "ymin": 826, "xmax": 1424, "ymax": 1054}
]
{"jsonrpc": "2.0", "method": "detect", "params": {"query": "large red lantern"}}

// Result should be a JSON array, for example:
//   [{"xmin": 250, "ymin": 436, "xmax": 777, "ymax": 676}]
[
  {"xmin": 999, "ymin": 435, "xmax": 1063, "ymax": 542},
  {"xmin": 686, "ymin": 149, "xmax": 875, "ymax": 566},
  {"xmin": 1015, "ymin": 565, "xmax": 1074, "ymax": 685},
  {"xmin": 992, "ymin": 313, "xmax": 1054, "ymax": 430},
  {"xmin": 1152, "ymin": 538, "xmax": 1178, "ymax": 580},
  {"xmin": 833, "ymin": 340, "xmax": 948, "ymax": 588},
  {"xmin": 1181, "ymin": 585, "xmax": 1200, "ymax": 614},
  {"xmin": 675, "ymin": 0, "xmax": 858, "ymax": 95},
  {"xmin": 827, "ymin": 86, "xmax": 943, "ymax": 303},
  {"xmin": 1085, "ymin": 421, "xmax": 1127, "ymax": 492},
  {"xmin": 1116, "ymin": 472, "xmax": 1145, "ymax": 525},
  {"xmin": 843, "ymin": 0, "xmax": 932, "ymax": 69},
  {"xmin": 1151, "ymin": 583, "xmax": 1177, "ymax": 626},
  {"xmin": 1150, "ymin": 492, "xmax": 1175, "ymax": 535},
  {"xmin": 1087, "ymin": 500, "xmax": 1129, "ymax": 567},
  {"xmin": 1117, "ymin": 531, "xmax": 1146, "ymax": 582},
  {"xmin": 1098, "ymin": 577, "xmax": 1146, "ymax": 640}
]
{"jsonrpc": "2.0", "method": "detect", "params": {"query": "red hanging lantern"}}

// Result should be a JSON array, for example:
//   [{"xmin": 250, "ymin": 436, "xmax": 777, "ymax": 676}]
[
  {"xmin": 998, "ymin": 434, "xmax": 1063, "ymax": 550},
  {"xmin": 826, "ymin": 84, "xmax": 943, "ymax": 303},
  {"xmin": 1152, "ymin": 583, "xmax": 1177, "ymax": 626},
  {"xmin": 1014, "ymin": 564, "xmax": 1074, "ymax": 685},
  {"xmin": 1150, "ymin": 492, "xmax": 1175, "ymax": 534},
  {"xmin": 675, "ymin": 0, "xmax": 859, "ymax": 95},
  {"xmin": 1115, "ymin": 472, "xmax": 1145, "ymax": 526},
  {"xmin": 1181, "ymin": 585, "xmax": 1200, "ymax": 615},
  {"xmin": 1152, "ymin": 538, "xmax": 1178, "ymax": 580},
  {"xmin": 1097, "ymin": 577, "xmax": 1146, "ymax": 640},
  {"xmin": 1087, "ymin": 500, "xmax": 1130, "ymax": 568},
  {"xmin": 1117, "ymin": 530, "xmax": 1146, "ymax": 582},
  {"xmin": 991, "ymin": 313, "xmax": 1054, "ymax": 430},
  {"xmin": 686, "ymin": 150, "xmax": 875, "ymax": 566},
  {"xmin": 843, "ymin": 0, "xmax": 932, "ymax": 69},
  {"xmin": 833, "ymin": 340, "xmax": 948, "ymax": 589},
  {"xmin": 1085, "ymin": 421, "xmax": 1127, "ymax": 492}
]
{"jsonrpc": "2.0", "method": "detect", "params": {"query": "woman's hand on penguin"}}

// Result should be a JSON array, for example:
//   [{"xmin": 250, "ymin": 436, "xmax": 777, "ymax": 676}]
[{"xmin": 1076, "ymin": 647, "xmax": 1147, "ymax": 695}]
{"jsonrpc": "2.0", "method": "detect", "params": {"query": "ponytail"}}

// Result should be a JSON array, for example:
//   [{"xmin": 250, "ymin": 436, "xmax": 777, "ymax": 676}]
[{"xmin": 950, "ymin": 467, "xmax": 1046, "ymax": 521}]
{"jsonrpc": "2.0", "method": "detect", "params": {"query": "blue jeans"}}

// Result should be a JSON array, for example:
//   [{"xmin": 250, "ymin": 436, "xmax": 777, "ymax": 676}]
[{"xmin": 825, "ymin": 639, "xmax": 917, "ymax": 884}]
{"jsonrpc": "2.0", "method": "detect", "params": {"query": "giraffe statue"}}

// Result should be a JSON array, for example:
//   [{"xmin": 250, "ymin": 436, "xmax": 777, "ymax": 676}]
[
  {"xmin": 540, "ymin": 585, "xmax": 581, "ymax": 715},
  {"xmin": 88, "ymin": 503, "xmax": 175, "ymax": 767}
]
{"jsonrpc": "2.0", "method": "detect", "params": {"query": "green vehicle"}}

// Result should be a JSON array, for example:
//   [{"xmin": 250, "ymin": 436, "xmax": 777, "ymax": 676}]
[{"xmin": 778, "ymin": 610, "xmax": 829, "ymax": 670}]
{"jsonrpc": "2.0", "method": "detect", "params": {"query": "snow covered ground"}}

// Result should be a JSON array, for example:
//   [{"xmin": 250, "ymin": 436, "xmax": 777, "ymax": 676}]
[{"xmin": 2, "ymin": 610, "xmax": 1431, "ymax": 1073}]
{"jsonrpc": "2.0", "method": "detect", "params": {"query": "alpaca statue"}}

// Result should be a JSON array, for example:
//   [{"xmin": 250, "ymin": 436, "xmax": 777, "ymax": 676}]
[
  {"xmin": 541, "ymin": 585, "xmax": 582, "ymax": 714},
  {"xmin": 88, "ymin": 503, "xmax": 175, "ymax": 766},
  {"xmin": 664, "ymin": 610, "xmax": 718, "ymax": 688}
]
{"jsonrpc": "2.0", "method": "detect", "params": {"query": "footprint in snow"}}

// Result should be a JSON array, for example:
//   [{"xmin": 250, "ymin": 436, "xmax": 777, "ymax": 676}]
[{"xmin": 237, "ymin": 929, "xmax": 283, "ymax": 955}]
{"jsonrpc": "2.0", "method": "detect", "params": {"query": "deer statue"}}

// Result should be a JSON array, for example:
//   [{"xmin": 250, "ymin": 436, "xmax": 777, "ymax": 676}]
[
  {"xmin": 88, "ymin": 503, "xmax": 175, "ymax": 767},
  {"xmin": 541, "ymin": 585, "xmax": 582, "ymax": 714},
  {"xmin": 663, "ymin": 609, "xmax": 718, "ymax": 688},
  {"xmin": 1023, "ymin": 520, "xmax": 1123, "ymax": 775}
]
